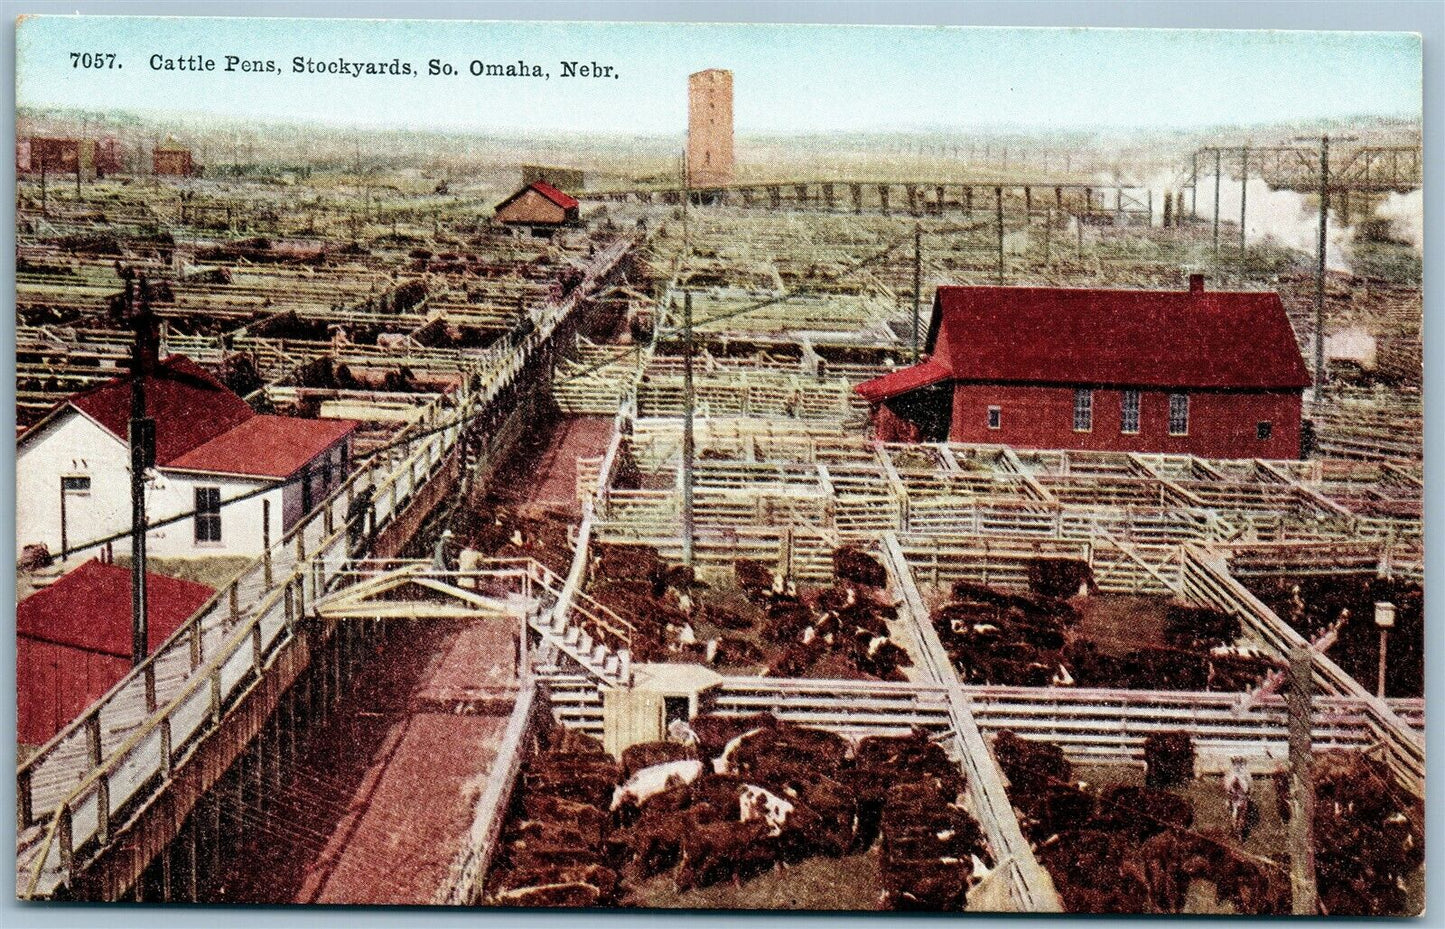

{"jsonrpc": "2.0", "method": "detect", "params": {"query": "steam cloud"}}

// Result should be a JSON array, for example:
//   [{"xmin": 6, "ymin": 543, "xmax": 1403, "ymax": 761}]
[
  {"xmin": 1375, "ymin": 190, "xmax": 1422, "ymax": 252},
  {"xmin": 1149, "ymin": 170, "xmax": 1353, "ymax": 272}
]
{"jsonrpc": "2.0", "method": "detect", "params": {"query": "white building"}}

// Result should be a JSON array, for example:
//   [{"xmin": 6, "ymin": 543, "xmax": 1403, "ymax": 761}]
[{"xmin": 17, "ymin": 355, "xmax": 358, "ymax": 559}]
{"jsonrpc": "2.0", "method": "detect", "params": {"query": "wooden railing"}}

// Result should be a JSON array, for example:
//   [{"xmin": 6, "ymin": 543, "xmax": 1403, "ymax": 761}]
[{"xmin": 16, "ymin": 232, "xmax": 639, "ymax": 899}]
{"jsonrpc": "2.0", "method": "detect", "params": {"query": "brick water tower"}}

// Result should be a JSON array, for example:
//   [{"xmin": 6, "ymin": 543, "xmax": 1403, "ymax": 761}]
[{"xmin": 687, "ymin": 68, "xmax": 734, "ymax": 188}]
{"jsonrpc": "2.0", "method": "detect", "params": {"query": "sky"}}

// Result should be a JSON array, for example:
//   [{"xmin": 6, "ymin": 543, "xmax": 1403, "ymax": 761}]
[{"xmin": 15, "ymin": 16, "xmax": 1423, "ymax": 135}]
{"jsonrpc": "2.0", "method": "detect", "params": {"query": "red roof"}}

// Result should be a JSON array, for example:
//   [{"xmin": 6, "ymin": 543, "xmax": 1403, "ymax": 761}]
[
  {"xmin": 857, "ymin": 284, "xmax": 1310, "ymax": 401},
  {"xmin": 18, "ymin": 560, "xmax": 216, "ymax": 659},
  {"xmin": 65, "ymin": 355, "xmax": 257, "ymax": 465},
  {"xmin": 855, "ymin": 359, "xmax": 951, "ymax": 404},
  {"xmin": 527, "ymin": 181, "xmax": 579, "ymax": 209},
  {"xmin": 167, "ymin": 414, "xmax": 358, "ymax": 479}
]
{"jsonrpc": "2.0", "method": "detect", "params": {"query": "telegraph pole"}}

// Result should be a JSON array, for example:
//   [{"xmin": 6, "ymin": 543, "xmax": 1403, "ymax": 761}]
[
  {"xmin": 994, "ymin": 187, "xmax": 1005, "ymax": 285},
  {"xmin": 1212, "ymin": 148, "xmax": 1222, "ymax": 256},
  {"xmin": 911, "ymin": 223, "xmax": 922, "ymax": 361},
  {"xmin": 1313, "ymin": 134, "xmax": 1330, "ymax": 390},
  {"xmin": 1239, "ymin": 146, "xmax": 1249, "ymax": 256},
  {"xmin": 681, "ymin": 290, "xmax": 695, "ymax": 568},
  {"xmin": 129, "ymin": 278, "xmax": 158, "ymax": 666},
  {"xmin": 1286, "ymin": 644, "xmax": 1318, "ymax": 914}
]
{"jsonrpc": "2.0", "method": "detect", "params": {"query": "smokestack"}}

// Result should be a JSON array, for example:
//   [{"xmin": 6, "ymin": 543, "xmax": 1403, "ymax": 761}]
[{"xmin": 1189, "ymin": 273, "xmax": 1205, "ymax": 295}]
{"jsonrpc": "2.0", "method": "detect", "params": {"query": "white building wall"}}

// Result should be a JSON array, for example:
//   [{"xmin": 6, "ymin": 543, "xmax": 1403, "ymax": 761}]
[
  {"xmin": 144, "ymin": 471, "xmax": 283, "ymax": 558},
  {"xmin": 16, "ymin": 412, "xmax": 132, "ymax": 556},
  {"xmin": 17, "ymin": 409, "xmax": 285, "ymax": 559}
]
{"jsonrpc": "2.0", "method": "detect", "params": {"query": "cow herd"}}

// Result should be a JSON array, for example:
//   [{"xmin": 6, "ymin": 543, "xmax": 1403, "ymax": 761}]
[
  {"xmin": 584, "ymin": 543, "xmax": 913, "ymax": 681},
  {"xmin": 1248, "ymin": 573, "xmax": 1424, "ymax": 700},
  {"xmin": 486, "ymin": 714, "xmax": 995, "ymax": 910},
  {"xmin": 992, "ymin": 729, "xmax": 1292, "ymax": 914},
  {"xmin": 934, "ymin": 568, "xmax": 1282, "ymax": 692}
]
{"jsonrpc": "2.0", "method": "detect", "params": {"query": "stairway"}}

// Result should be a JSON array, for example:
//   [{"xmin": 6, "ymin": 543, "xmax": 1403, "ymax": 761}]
[{"xmin": 528, "ymin": 597, "xmax": 631, "ymax": 686}]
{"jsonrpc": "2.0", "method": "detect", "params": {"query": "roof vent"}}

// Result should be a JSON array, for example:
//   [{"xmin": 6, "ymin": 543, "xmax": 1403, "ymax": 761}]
[{"xmin": 1189, "ymin": 273, "xmax": 1205, "ymax": 294}]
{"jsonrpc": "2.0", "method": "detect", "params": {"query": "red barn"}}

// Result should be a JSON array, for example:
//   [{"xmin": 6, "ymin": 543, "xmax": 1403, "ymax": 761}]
[
  {"xmin": 17, "ymin": 561, "xmax": 216, "ymax": 747},
  {"xmin": 857, "ymin": 276, "xmax": 1311, "ymax": 459},
  {"xmin": 493, "ymin": 181, "xmax": 580, "ymax": 230}
]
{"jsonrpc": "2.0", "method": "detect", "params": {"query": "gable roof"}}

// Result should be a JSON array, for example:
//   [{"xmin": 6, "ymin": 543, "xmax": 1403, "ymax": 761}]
[
  {"xmin": 495, "ymin": 181, "xmax": 579, "ymax": 214},
  {"xmin": 925, "ymin": 285, "xmax": 1311, "ymax": 390},
  {"xmin": 857, "ymin": 284, "xmax": 1311, "ymax": 402},
  {"xmin": 18, "ymin": 560, "xmax": 216, "ymax": 659},
  {"xmin": 62, "ymin": 355, "xmax": 257, "ymax": 465},
  {"xmin": 167, "ymin": 414, "xmax": 358, "ymax": 479}
]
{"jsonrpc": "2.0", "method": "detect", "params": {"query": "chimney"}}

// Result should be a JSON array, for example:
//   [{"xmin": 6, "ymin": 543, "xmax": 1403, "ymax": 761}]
[{"xmin": 1189, "ymin": 273, "xmax": 1205, "ymax": 295}]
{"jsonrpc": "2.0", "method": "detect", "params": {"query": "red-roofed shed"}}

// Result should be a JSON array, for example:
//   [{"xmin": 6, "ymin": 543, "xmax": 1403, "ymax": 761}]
[
  {"xmin": 167, "ymin": 415, "xmax": 358, "ymax": 479},
  {"xmin": 493, "ymin": 181, "xmax": 580, "ymax": 228},
  {"xmin": 856, "ymin": 278, "xmax": 1310, "ymax": 458},
  {"xmin": 17, "ymin": 561, "xmax": 216, "ymax": 746}
]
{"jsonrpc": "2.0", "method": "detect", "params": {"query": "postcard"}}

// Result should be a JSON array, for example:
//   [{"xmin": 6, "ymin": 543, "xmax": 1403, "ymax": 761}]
[{"xmin": 12, "ymin": 14, "xmax": 1423, "ymax": 916}]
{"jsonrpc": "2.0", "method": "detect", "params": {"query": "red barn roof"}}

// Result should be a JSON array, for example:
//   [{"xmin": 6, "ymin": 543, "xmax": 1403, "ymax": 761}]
[
  {"xmin": 527, "ymin": 181, "xmax": 579, "ymax": 209},
  {"xmin": 18, "ymin": 560, "xmax": 216, "ymax": 659},
  {"xmin": 167, "ymin": 414, "xmax": 358, "ymax": 479},
  {"xmin": 495, "ymin": 181, "xmax": 580, "ymax": 215},
  {"xmin": 63, "ymin": 355, "xmax": 257, "ymax": 465},
  {"xmin": 855, "ymin": 359, "xmax": 951, "ymax": 404},
  {"xmin": 858, "ymin": 283, "xmax": 1311, "ymax": 401}
]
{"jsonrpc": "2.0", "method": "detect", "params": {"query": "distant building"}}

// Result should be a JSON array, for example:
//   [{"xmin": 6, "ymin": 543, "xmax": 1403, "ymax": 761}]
[
  {"xmin": 18, "ymin": 137, "xmax": 124, "ymax": 177},
  {"xmin": 521, "ymin": 164, "xmax": 585, "ymax": 192},
  {"xmin": 17, "ymin": 355, "xmax": 359, "ymax": 559},
  {"xmin": 23, "ymin": 137, "xmax": 81, "ymax": 174},
  {"xmin": 687, "ymin": 69, "xmax": 734, "ymax": 188},
  {"xmin": 493, "ymin": 181, "xmax": 580, "ymax": 231},
  {"xmin": 153, "ymin": 144, "xmax": 195, "ymax": 177},
  {"xmin": 856, "ymin": 276, "xmax": 1310, "ymax": 459},
  {"xmin": 18, "ymin": 560, "xmax": 216, "ymax": 746}
]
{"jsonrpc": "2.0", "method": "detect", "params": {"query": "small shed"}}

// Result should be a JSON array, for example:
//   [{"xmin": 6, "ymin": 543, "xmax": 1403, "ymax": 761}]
[
  {"xmin": 17, "ymin": 560, "xmax": 216, "ymax": 747},
  {"xmin": 601, "ymin": 662, "xmax": 722, "ymax": 758},
  {"xmin": 493, "ymin": 181, "xmax": 580, "ymax": 230}
]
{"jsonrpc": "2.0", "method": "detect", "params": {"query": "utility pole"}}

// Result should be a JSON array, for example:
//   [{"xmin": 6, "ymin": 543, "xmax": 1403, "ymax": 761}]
[
  {"xmin": 681, "ymin": 150, "xmax": 690, "ymax": 256},
  {"xmin": 39, "ymin": 157, "xmax": 47, "ymax": 214},
  {"xmin": 1190, "ymin": 150, "xmax": 1198, "ymax": 220},
  {"xmin": 994, "ymin": 187, "xmax": 1005, "ymax": 285},
  {"xmin": 1212, "ymin": 148, "xmax": 1222, "ymax": 256},
  {"xmin": 1239, "ymin": 145, "xmax": 1249, "ymax": 256},
  {"xmin": 911, "ymin": 223, "xmax": 922, "ymax": 362},
  {"xmin": 681, "ymin": 290, "xmax": 695, "ymax": 568},
  {"xmin": 129, "ymin": 278, "xmax": 158, "ymax": 666},
  {"xmin": 1286, "ymin": 644, "xmax": 1318, "ymax": 914},
  {"xmin": 1313, "ymin": 134, "xmax": 1330, "ymax": 391}
]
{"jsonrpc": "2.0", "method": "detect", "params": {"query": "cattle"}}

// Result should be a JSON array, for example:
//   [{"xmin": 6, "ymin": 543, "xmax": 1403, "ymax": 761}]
[
  {"xmin": 1223, "ymin": 757, "xmax": 1254, "ymax": 841},
  {"xmin": 1143, "ymin": 732, "xmax": 1196, "ymax": 789},
  {"xmin": 1027, "ymin": 557, "xmax": 1095, "ymax": 600},
  {"xmin": 734, "ymin": 558, "xmax": 778, "ymax": 601},
  {"xmin": 611, "ymin": 759, "xmax": 705, "ymax": 813},
  {"xmin": 702, "ymin": 602, "xmax": 755, "ymax": 631},
  {"xmin": 675, "ymin": 818, "xmax": 775, "ymax": 891},
  {"xmin": 691, "ymin": 712, "xmax": 780, "ymax": 758},
  {"xmin": 833, "ymin": 546, "xmax": 888, "ymax": 588},
  {"xmin": 620, "ymin": 740, "xmax": 699, "ymax": 780},
  {"xmin": 739, "ymin": 784, "xmax": 795, "ymax": 836}
]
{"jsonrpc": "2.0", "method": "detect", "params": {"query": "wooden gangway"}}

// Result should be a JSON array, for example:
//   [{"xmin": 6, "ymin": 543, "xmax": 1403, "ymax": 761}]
[{"xmin": 15, "ymin": 233, "xmax": 638, "ymax": 900}]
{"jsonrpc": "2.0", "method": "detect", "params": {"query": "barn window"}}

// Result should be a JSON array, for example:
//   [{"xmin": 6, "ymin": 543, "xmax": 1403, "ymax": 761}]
[
  {"xmin": 194, "ymin": 487, "xmax": 222, "ymax": 543},
  {"xmin": 987, "ymin": 406, "xmax": 1002, "ymax": 430},
  {"xmin": 1257, "ymin": 421, "xmax": 1273, "ymax": 440},
  {"xmin": 61, "ymin": 475, "xmax": 91, "ymax": 495},
  {"xmin": 1169, "ymin": 393, "xmax": 1189, "ymax": 436},
  {"xmin": 1073, "ymin": 389, "xmax": 1093, "ymax": 432},
  {"xmin": 1121, "ymin": 390, "xmax": 1140, "ymax": 434}
]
